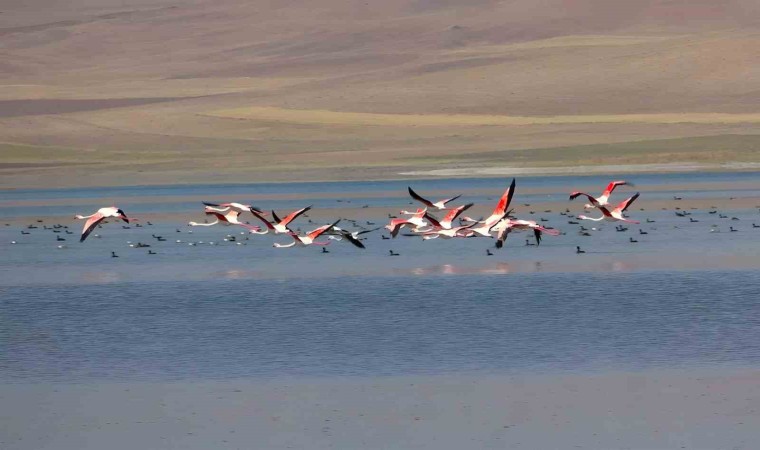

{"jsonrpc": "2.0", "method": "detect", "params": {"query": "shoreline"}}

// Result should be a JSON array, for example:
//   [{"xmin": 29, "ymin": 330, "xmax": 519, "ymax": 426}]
[
  {"xmin": 2, "ymin": 164, "xmax": 760, "ymax": 192},
  {"xmin": 2, "ymin": 367, "xmax": 758, "ymax": 450}
]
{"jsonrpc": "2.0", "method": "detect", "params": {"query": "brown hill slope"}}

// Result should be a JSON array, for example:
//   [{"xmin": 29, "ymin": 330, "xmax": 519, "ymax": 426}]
[{"xmin": 1, "ymin": 0, "xmax": 760, "ymax": 187}]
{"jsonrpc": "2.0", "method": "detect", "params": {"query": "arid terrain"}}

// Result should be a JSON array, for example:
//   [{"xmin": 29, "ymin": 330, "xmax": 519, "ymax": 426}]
[{"xmin": 1, "ymin": 0, "xmax": 760, "ymax": 188}]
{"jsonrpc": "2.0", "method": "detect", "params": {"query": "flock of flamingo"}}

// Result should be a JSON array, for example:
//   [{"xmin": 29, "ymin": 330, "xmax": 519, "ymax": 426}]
[{"xmin": 67, "ymin": 179, "xmax": 644, "ymax": 253}]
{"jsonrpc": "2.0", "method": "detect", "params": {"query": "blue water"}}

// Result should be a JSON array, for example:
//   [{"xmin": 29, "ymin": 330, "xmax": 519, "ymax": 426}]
[
  {"xmin": 2, "ymin": 271, "xmax": 759, "ymax": 382},
  {"xmin": 2, "ymin": 172, "xmax": 760, "ymax": 383}
]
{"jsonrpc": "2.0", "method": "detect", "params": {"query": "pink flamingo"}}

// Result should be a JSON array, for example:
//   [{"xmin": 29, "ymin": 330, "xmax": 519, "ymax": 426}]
[
  {"xmin": 385, "ymin": 208, "xmax": 431, "ymax": 237},
  {"xmin": 570, "ymin": 180, "xmax": 631, "ymax": 209},
  {"xmin": 492, "ymin": 218, "xmax": 560, "ymax": 248},
  {"xmin": 465, "ymin": 178, "xmax": 516, "ymax": 237},
  {"xmin": 75, "ymin": 207, "xmax": 132, "ymax": 242},
  {"xmin": 576, "ymin": 193, "xmax": 641, "ymax": 224},
  {"xmin": 273, "ymin": 221, "xmax": 339, "ymax": 248},
  {"xmin": 407, "ymin": 187, "xmax": 462, "ymax": 210},
  {"xmin": 202, "ymin": 202, "xmax": 266, "ymax": 215},
  {"xmin": 189, "ymin": 206, "xmax": 264, "ymax": 232},
  {"xmin": 248, "ymin": 206, "xmax": 312, "ymax": 234}
]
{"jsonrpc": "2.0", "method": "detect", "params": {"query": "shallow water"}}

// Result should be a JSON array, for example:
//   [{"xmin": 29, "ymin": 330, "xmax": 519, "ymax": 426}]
[
  {"xmin": 2, "ymin": 271, "xmax": 760, "ymax": 382},
  {"xmin": 1, "ymin": 172, "xmax": 760, "ymax": 382}
]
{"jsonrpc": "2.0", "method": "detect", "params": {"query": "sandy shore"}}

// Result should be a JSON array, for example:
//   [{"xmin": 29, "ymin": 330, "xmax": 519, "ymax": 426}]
[{"xmin": 2, "ymin": 369, "xmax": 758, "ymax": 450}]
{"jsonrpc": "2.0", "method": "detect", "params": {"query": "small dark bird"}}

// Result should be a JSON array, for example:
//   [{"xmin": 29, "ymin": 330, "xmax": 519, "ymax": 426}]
[
  {"xmin": 629, "ymin": 237, "xmax": 638, "ymax": 243},
  {"xmin": 486, "ymin": 249, "xmax": 493, "ymax": 256},
  {"xmin": 148, "ymin": 250, "xmax": 156, "ymax": 255},
  {"xmin": 639, "ymin": 229, "xmax": 648, "ymax": 235},
  {"xmin": 111, "ymin": 251, "xmax": 119, "ymax": 258},
  {"xmin": 389, "ymin": 250, "xmax": 399, "ymax": 256},
  {"xmin": 321, "ymin": 247, "xmax": 329, "ymax": 254},
  {"xmin": 576, "ymin": 246, "xmax": 585, "ymax": 254}
]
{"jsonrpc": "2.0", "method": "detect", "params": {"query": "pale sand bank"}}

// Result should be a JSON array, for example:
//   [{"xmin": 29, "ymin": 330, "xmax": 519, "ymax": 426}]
[
  {"xmin": 399, "ymin": 162, "xmax": 760, "ymax": 177},
  {"xmin": 1, "ymin": 369, "xmax": 758, "ymax": 450}
]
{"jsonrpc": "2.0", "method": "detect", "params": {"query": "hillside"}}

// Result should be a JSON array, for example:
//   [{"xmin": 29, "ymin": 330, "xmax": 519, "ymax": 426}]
[{"xmin": 2, "ymin": 0, "xmax": 760, "ymax": 187}]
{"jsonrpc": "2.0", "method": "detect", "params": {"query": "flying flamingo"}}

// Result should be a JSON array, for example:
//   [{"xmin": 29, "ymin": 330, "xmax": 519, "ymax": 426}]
[
  {"xmin": 491, "ymin": 218, "xmax": 560, "ymax": 248},
  {"xmin": 465, "ymin": 178, "xmax": 516, "ymax": 237},
  {"xmin": 432, "ymin": 203, "xmax": 474, "ymax": 230},
  {"xmin": 407, "ymin": 187, "xmax": 462, "ymax": 210},
  {"xmin": 249, "ymin": 206, "xmax": 311, "ymax": 234},
  {"xmin": 189, "ymin": 206, "xmax": 264, "ymax": 232},
  {"xmin": 326, "ymin": 226, "xmax": 379, "ymax": 248},
  {"xmin": 385, "ymin": 209, "xmax": 431, "ymax": 237},
  {"xmin": 273, "ymin": 220, "xmax": 340, "ymax": 248},
  {"xmin": 417, "ymin": 210, "xmax": 476, "ymax": 239},
  {"xmin": 75, "ymin": 207, "xmax": 132, "ymax": 242},
  {"xmin": 570, "ymin": 180, "xmax": 631, "ymax": 209},
  {"xmin": 576, "ymin": 193, "xmax": 641, "ymax": 224},
  {"xmin": 202, "ymin": 202, "xmax": 266, "ymax": 215}
]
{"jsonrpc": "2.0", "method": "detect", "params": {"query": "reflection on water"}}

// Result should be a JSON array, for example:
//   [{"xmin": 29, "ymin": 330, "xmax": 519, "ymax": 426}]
[
  {"xmin": 401, "ymin": 263, "xmax": 513, "ymax": 276},
  {"xmin": 2, "ymin": 271, "xmax": 760, "ymax": 382},
  {"xmin": 78, "ymin": 271, "xmax": 122, "ymax": 284}
]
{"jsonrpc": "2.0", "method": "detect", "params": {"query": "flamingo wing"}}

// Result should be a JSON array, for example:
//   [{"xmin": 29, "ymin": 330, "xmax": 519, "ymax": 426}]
[
  {"xmin": 440, "ymin": 194, "xmax": 462, "ymax": 206},
  {"xmin": 407, "ymin": 187, "xmax": 434, "ymax": 208},
  {"xmin": 307, "ymin": 220, "xmax": 340, "ymax": 240},
  {"xmin": 387, "ymin": 220, "xmax": 408, "ymax": 238},
  {"xmin": 249, "ymin": 208, "xmax": 275, "ymax": 230},
  {"xmin": 424, "ymin": 212, "xmax": 442, "ymax": 229},
  {"xmin": 569, "ymin": 192, "xmax": 600, "ymax": 206},
  {"xmin": 280, "ymin": 206, "xmax": 312, "ymax": 227},
  {"xmin": 602, "ymin": 180, "xmax": 629, "ymax": 198},
  {"xmin": 116, "ymin": 209, "xmax": 130, "ymax": 224},
  {"xmin": 80, "ymin": 213, "xmax": 105, "ymax": 242},
  {"xmin": 340, "ymin": 231, "xmax": 366, "ymax": 249},
  {"xmin": 442, "ymin": 203, "xmax": 473, "ymax": 226},
  {"xmin": 357, "ymin": 227, "xmax": 382, "ymax": 235},
  {"xmin": 491, "ymin": 178, "xmax": 516, "ymax": 218},
  {"xmin": 495, "ymin": 225, "xmax": 511, "ymax": 248},
  {"xmin": 615, "ymin": 192, "xmax": 640, "ymax": 213}
]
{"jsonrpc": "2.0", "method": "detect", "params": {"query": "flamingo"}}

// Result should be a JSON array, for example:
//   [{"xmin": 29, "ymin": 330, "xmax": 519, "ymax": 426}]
[
  {"xmin": 576, "ymin": 193, "xmax": 641, "ymax": 224},
  {"xmin": 75, "ymin": 207, "xmax": 132, "ymax": 242},
  {"xmin": 248, "ymin": 206, "xmax": 311, "ymax": 234},
  {"xmin": 385, "ymin": 208, "xmax": 431, "ymax": 238},
  {"xmin": 570, "ymin": 180, "xmax": 631, "ymax": 209},
  {"xmin": 430, "ymin": 203, "xmax": 474, "ymax": 230},
  {"xmin": 189, "ymin": 206, "xmax": 264, "ymax": 232},
  {"xmin": 407, "ymin": 187, "xmax": 462, "ymax": 210},
  {"xmin": 466, "ymin": 178, "xmax": 516, "ymax": 237},
  {"xmin": 273, "ymin": 220, "xmax": 339, "ymax": 248},
  {"xmin": 326, "ymin": 226, "xmax": 379, "ymax": 248},
  {"xmin": 491, "ymin": 218, "xmax": 560, "ymax": 248},
  {"xmin": 202, "ymin": 202, "xmax": 266, "ymax": 215},
  {"xmin": 418, "ymin": 212, "xmax": 476, "ymax": 239}
]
